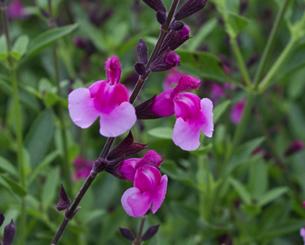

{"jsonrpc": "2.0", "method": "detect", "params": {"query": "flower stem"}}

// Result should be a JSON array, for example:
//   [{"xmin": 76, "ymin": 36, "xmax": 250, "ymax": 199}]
[
  {"xmin": 51, "ymin": 1, "xmax": 180, "ymax": 243},
  {"xmin": 132, "ymin": 217, "xmax": 146, "ymax": 245},
  {"xmin": 254, "ymin": 0, "xmax": 290, "ymax": 87},
  {"xmin": 229, "ymin": 37, "xmax": 252, "ymax": 87},
  {"xmin": 258, "ymin": 38, "xmax": 296, "ymax": 93},
  {"xmin": 1, "ymin": 2, "xmax": 27, "ymax": 244}
]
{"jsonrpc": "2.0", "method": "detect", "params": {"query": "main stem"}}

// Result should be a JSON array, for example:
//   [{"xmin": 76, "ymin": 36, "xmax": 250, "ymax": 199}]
[
  {"xmin": 51, "ymin": 1, "xmax": 180, "ymax": 244},
  {"xmin": 1, "ymin": 2, "xmax": 26, "ymax": 244}
]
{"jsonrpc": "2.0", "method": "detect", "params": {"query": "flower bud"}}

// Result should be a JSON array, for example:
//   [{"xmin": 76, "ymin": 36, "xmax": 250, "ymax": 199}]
[
  {"xmin": 143, "ymin": 0, "xmax": 166, "ymax": 13},
  {"xmin": 285, "ymin": 140, "xmax": 304, "ymax": 157},
  {"xmin": 175, "ymin": 0, "xmax": 207, "ymax": 20},
  {"xmin": 0, "ymin": 213, "xmax": 4, "ymax": 227},
  {"xmin": 56, "ymin": 185, "xmax": 71, "ymax": 211},
  {"xmin": 136, "ymin": 39, "xmax": 148, "ymax": 64},
  {"xmin": 168, "ymin": 25, "xmax": 191, "ymax": 50},
  {"xmin": 170, "ymin": 21, "xmax": 184, "ymax": 31},
  {"xmin": 156, "ymin": 11, "xmax": 167, "ymax": 25},
  {"xmin": 135, "ymin": 63, "xmax": 146, "ymax": 75},
  {"xmin": 119, "ymin": 227, "xmax": 135, "ymax": 241},
  {"xmin": 164, "ymin": 51, "xmax": 180, "ymax": 66},
  {"xmin": 3, "ymin": 220, "xmax": 16, "ymax": 245}
]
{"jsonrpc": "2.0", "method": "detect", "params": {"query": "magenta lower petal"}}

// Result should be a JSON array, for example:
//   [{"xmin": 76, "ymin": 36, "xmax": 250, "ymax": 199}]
[
  {"xmin": 173, "ymin": 117, "xmax": 201, "ymax": 151},
  {"xmin": 68, "ymin": 88, "xmax": 99, "ymax": 128},
  {"xmin": 134, "ymin": 165, "xmax": 161, "ymax": 192},
  {"xmin": 99, "ymin": 102, "xmax": 137, "ymax": 137},
  {"xmin": 200, "ymin": 98, "xmax": 214, "ymax": 138},
  {"xmin": 151, "ymin": 175, "xmax": 168, "ymax": 214},
  {"xmin": 121, "ymin": 187, "xmax": 151, "ymax": 217}
]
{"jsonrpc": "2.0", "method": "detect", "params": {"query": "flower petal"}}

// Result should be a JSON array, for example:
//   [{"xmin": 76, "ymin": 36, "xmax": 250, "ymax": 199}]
[
  {"xmin": 174, "ymin": 92, "xmax": 201, "ymax": 120},
  {"xmin": 151, "ymin": 175, "xmax": 168, "ymax": 214},
  {"xmin": 201, "ymin": 98, "xmax": 214, "ymax": 138},
  {"xmin": 172, "ymin": 117, "xmax": 201, "ymax": 151},
  {"xmin": 121, "ymin": 187, "xmax": 151, "ymax": 218},
  {"xmin": 99, "ymin": 102, "xmax": 137, "ymax": 137},
  {"xmin": 141, "ymin": 150, "xmax": 163, "ymax": 167},
  {"xmin": 152, "ymin": 90, "xmax": 175, "ymax": 117},
  {"xmin": 134, "ymin": 165, "xmax": 161, "ymax": 192},
  {"xmin": 105, "ymin": 56, "xmax": 121, "ymax": 84},
  {"xmin": 68, "ymin": 88, "xmax": 99, "ymax": 128},
  {"xmin": 117, "ymin": 158, "xmax": 140, "ymax": 181}
]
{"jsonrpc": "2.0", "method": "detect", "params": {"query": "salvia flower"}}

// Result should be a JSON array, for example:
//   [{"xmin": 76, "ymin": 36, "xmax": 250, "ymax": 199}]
[
  {"xmin": 300, "ymin": 227, "xmax": 305, "ymax": 245},
  {"xmin": 117, "ymin": 150, "xmax": 163, "ymax": 181},
  {"xmin": 7, "ymin": 0, "xmax": 25, "ymax": 20},
  {"xmin": 121, "ymin": 165, "xmax": 168, "ymax": 217},
  {"xmin": 230, "ymin": 100, "xmax": 246, "ymax": 125},
  {"xmin": 163, "ymin": 68, "xmax": 184, "ymax": 90},
  {"xmin": 73, "ymin": 156, "xmax": 92, "ymax": 180},
  {"xmin": 285, "ymin": 140, "xmax": 304, "ymax": 157},
  {"xmin": 68, "ymin": 56, "xmax": 137, "ymax": 137},
  {"xmin": 151, "ymin": 75, "xmax": 214, "ymax": 151}
]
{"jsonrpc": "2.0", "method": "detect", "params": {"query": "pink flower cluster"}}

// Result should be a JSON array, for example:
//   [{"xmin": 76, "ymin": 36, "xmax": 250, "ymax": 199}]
[
  {"xmin": 119, "ymin": 151, "xmax": 167, "ymax": 217},
  {"xmin": 68, "ymin": 56, "xmax": 136, "ymax": 137},
  {"xmin": 153, "ymin": 71, "xmax": 214, "ymax": 151}
]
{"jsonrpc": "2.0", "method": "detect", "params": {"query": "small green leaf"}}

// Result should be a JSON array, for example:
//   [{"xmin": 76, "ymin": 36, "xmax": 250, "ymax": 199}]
[
  {"xmin": 226, "ymin": 12, "xmax": 249, "ymax": 38},
  {"xmin": 1, "ymin": 176, "xmax": 27, "ymax": 197},
  {"xmin": 148, "ymin": 127, "xmax": 172, "ymax": 139},
  {"xmin": 27, "ymin": 24, "xmax": 78, "ymax": 57},
  {"xmin": 258, "ymin": 187, "xmax": 288, "ymax": 207},
  {"xmin": 229, "ymin": 178, "xmax": 251, "ymax": 205},
  {"xmin": 25, "ymin": 110, "xmax": 55, "ymax": 167},
  {"xmin": 42, "ymin": 167, "xmax": 60, "ymax": 209},
  {"xmin": 214, "ymin": 100, "xmax": 231, "ymax": 123},
  {"xmin": 28, "ymin": 151, "xmax": 60, "ymax": 185},
  {"xmin": 178, "ymin": 50, "xmax": 237, "ymax": 84},
  {"xmin": 11, "ymin": 35, "xmax": 29, "ymax": 60},
  {"xmin": 0, "ymin": 156, "xmax": 18, "ymax": 177}
]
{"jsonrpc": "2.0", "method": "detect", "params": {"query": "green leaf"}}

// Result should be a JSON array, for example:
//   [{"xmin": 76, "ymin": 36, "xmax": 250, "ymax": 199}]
[
  {"xmin": 148, "ymin": 127, "xmax": 172, "ymax": 140},
  {"xmin": 28, "ymin": 150, "xmax": 60, "ymax": 185},
  {"xmin": 178, "ymin": 50, "xmax": 237, "ymax": 84},
  {"xmin": 187, "ymin": 18, "xmax": 217, "ymax": 51},
  {"xmin": 226, "ymin": 12, "xmax": 249, "ymax": 38},
  {"xmin": 229, "ymin": 178, "xmax": 251, "ymax": 205},
  {"xmin": 0, "ymin": 156, "xmax": 18, "ymax": 177},
  {"xmin": 0, "ymin": 35, "xmax": 8, "ymax": 61},
  {"xmin": 27, "ymin": 24, "xmax": 78, "ymax": 57},
  {"xmin": 25, "ymin": 110, "xmax": 55, "ymax": 167},
  {"xmin": 84, "ymin": 210, "xmax": 106, "ymax": 224},
  {"xmin": 214, "ymin": 100, "xmax": 231, "ymax": 123},
  {"xmin": 11, "ymin": 35, "xmax": 29, "ymax": 61},
  {"xmin": 0, "ymin": 176, "xmax": 27, "ymax": 197},
  {"xmin": 248, "ymin": 160, "xmax": 268, "ymax": 199},
  {"xmin": 42, "ymin": 167, "xmax": 59, "ymax": 210},
  {"xmin": 258, "ymin": 187, "xmax": 288, "ymax": 207}
]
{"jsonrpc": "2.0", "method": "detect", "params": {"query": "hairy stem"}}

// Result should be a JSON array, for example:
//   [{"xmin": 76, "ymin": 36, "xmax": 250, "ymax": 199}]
[
  {"xmin": 51, "ymin": 1, "xmax": 180, "ymax": 244},
  {"xmin": 254, "ymin": 0, "xmax": 290, "ymax": 87}
]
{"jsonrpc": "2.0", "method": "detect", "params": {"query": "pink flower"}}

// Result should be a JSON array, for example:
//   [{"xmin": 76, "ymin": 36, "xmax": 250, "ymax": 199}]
[
  {"xmin": 68, "ymin": 56, "xmax": 137, "ymax": 137},
  {"xmin": 210, "ymin": 84, "xmax": 225, "ymax": 102},
  {"xmin": 300, "ymin": 227, "xmax": 305, "ymax": 245},
  {"xmin": 8, "ymin": 0, "xmax": 25, "ymax": 20},
  {"xmin": 153, "ymin": 74, "xmax": 214, "ymax": 151},
  {"xmin": 163, "ymin": 69, "xmax": 184, "ymax": 90},
  {"xmin": 121, "ymin": 165, "xmax": 168, "ymax": 218},
  {"xmin": 73, "ymin": 156, "xmax": 92, "ymax": 180},
  {"xmin": 230, "ymin": 100, "xmax": 246, "ymax": 125},
  {"xmin": 117, "ymin": 150, "xmax": 163, "ymax": 181}
]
